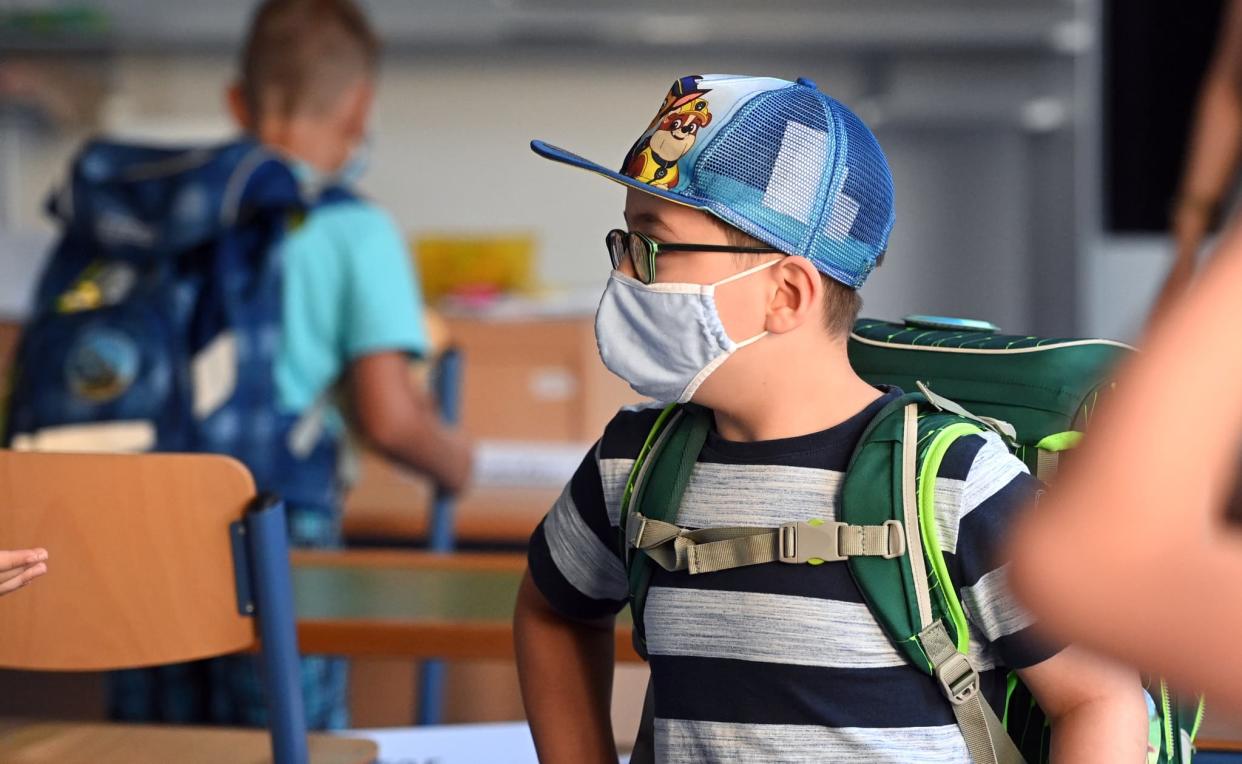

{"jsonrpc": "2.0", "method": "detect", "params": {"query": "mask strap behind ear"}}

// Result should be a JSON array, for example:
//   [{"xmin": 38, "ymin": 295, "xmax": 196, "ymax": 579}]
[
  {"xmin": 711, "ymin": 256, "xmax": 784, "ymax": 288},
  {"xmin": 734, "ymin": 331, "xmax": 768, "ymax": 349}
]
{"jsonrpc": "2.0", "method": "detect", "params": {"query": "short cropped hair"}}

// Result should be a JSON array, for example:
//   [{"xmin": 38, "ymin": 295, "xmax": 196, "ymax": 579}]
[
  {"xmin": 239, "ymin": 0, "xmax": 380, "ymax": 120},
  {"xmin": 721, "ymin": 223, "xmax": 863, "ymax": 337}
]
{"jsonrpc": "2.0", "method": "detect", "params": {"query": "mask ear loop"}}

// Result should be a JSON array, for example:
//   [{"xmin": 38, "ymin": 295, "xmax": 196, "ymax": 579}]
[
  {"xmin": 678, "ymin": 258, "xmax": 783, "ymax": 403},
  {"xmin": 675, "ymin": 325, "xmax": 769, "ymax": 403},
  {"xmin": 707, "ymin": 255, "xmax": 784, "ymax": 290},
  {"xmin": 703, "ymin": 254, "xmax": 783, "ymax": 342}
]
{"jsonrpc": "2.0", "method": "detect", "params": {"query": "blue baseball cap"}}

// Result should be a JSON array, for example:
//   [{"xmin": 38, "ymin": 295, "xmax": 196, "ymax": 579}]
[{"xmin": 531, "ymin": 74, "xmax": 895, "ymax": 289}]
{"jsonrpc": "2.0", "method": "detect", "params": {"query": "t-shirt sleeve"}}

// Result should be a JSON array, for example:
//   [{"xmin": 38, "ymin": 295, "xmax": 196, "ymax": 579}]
[
  {"xmin": 527, "ymin": 441, "xmax": 631, "ymax": 621},
  {"xmin": 936, "ymin": 431, "xmax": 1062, "ymax": 669},
  {"xmin": 340, "ymin": 206, "xmax": 429, "ymax": 360}
]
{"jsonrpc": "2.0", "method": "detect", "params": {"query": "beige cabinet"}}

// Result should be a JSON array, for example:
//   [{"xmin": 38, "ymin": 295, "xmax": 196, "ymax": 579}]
[
  {"xmin": 450, "ymin": 316, "xmax": 640, "ymax": 443},
  {"xmin": 343, "ymin": 314, "xmax": 642, "ymax": 545}
]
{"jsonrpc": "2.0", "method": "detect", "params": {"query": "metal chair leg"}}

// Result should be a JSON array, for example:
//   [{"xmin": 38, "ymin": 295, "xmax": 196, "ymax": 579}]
[
  {"xmin": 247, "ymin": 496, "xmax": 309, "ymax": 764},
  {"xmin": 416, "ymin": 348, "xmax": 464, "ymax": 726}
]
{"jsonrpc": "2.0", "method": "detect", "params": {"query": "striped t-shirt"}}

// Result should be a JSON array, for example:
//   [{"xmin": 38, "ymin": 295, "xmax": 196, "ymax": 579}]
[{"xmin": 526, "ymin": 388, "xmax": 1059, "ymax": 763}]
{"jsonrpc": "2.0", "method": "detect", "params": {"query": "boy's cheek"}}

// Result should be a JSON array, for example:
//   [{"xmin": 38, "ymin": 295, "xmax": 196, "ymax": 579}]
[
  {"xmin": 714, "ymin": 287, "xmax": 767, "ymax": 341},
  {"xmin": 650, "ymin": 251, "xmax": 729, "ymax": 285}
]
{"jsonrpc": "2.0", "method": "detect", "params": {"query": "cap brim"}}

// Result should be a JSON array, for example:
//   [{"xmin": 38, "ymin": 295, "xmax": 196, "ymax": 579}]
[{"xmin": 530, "ymin": 139, "xmax": 706, "ymax": 211}]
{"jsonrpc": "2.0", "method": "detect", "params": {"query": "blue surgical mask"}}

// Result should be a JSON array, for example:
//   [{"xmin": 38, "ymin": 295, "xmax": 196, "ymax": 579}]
[{"xmin": 594, "ymin": 258, "xmax": 780, "ymax": 403}]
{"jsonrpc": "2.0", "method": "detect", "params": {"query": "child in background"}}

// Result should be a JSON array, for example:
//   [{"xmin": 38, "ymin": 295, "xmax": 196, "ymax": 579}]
[
  {"xmin": 108, "ymin": 0, "xmax": 472, "ymax": 730},
  {"xmin": 513, "ymin": 73, "xmax": 1144, "ymax": 762},
  {"xmin": 0, "ymin": 548, "xmax": 46, "ymax": 595}
]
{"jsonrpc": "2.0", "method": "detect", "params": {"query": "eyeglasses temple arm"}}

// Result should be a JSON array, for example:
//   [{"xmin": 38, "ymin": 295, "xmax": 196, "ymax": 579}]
[{"xmin": 654, "ymin": 243, "xmax": 781, "ymax": 254}]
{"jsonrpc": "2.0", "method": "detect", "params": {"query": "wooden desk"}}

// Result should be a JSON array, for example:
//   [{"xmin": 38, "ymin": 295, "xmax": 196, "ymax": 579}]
[
  {"xmin": 0, "ymin": 718, "xmax": 376, "ymax": 764},
  {"xmin": 1200, "ymin": 738, "xmax": 1242, "ymax": 753},
  {"xmin": 291, "ymin": 550, "xmax": 640, "ymax": 662},
  {"xmin": 343, "ymin": 467, "xmax": 556, "ymax": 546}
]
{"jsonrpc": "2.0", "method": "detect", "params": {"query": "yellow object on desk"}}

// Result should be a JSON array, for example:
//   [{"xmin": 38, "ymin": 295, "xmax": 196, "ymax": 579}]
[{"xmin": 414, "ymin": 233, "xmax": 535, "ymax": 302}]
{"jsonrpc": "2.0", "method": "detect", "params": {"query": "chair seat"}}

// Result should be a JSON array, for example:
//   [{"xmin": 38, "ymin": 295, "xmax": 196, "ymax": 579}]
[{"xmin": 0, "ymin": 719, "xmax": 377, "ymax": 764}]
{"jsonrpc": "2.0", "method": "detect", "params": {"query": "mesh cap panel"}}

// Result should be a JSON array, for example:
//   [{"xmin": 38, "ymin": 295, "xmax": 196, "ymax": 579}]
[{"xmin": 532, "ymin": 74, "xmax": 895, "ymax": 287}]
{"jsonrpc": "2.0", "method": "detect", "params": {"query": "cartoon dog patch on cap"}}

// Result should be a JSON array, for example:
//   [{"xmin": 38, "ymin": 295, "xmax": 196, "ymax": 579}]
[{"xmin": 622, "ymin": 76, "xmax": 713, "ymax": 190}]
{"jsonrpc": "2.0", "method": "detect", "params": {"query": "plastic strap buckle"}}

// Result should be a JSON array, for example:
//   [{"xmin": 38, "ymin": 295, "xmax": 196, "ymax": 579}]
[
  {"xmin": 779, "ymin": 521, "xmax": 847, "ymax": 564},
  {"xmin": 935, "ymin": 652, "xmax": 981, "ymax": 706},
  {"xmin": 779, "ymin": 520, "xmax": 906, "ymax": 564}
]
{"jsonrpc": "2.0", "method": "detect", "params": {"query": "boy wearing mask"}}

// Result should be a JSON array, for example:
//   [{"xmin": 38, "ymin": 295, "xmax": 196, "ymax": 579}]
[{"xmin": 514, "ymin": 74, "xmax": 1143, "ymax": 761}]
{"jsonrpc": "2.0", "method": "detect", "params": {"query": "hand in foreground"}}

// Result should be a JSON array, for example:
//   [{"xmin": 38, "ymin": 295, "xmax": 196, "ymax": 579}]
[{"xmin": 0, "ymin": 548, "xmax": 48, "ymax": 596}]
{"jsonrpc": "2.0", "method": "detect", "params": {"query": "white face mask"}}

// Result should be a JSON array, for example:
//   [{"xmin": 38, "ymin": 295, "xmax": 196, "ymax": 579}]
[{"xmin": 594, "ymin": 258, "xmax": 781, "ymax": 403}]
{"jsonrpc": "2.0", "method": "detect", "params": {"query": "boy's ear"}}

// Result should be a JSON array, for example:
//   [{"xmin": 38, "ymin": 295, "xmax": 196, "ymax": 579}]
[
  {"xmin": 341, "ymin": 79, "xmax": 375, "ymax": 142},
  {"xmin": 765, "ymin": 256, "xmax": 822, "ymax": 335},
  {"xmin": 226, "ymin": 83, "xmax": 253, "ymax": 132}
]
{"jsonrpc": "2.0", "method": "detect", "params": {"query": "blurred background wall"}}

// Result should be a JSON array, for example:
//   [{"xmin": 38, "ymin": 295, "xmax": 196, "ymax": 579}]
[{"xmin": 3, "ymin": 0, "xmax": 1212, "ymax": 343}]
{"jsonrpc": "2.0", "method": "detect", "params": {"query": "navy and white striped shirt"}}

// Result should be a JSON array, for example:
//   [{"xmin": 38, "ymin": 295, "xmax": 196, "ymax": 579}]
[{"xmin": 527, "ymin": 389, "xmax": 1057, "ymax": 763}]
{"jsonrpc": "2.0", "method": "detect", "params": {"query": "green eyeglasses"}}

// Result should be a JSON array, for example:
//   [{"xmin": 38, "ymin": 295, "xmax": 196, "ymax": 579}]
[{"xmin": 605, "ymin": 229, "xmax": 781, "ymax": 285}]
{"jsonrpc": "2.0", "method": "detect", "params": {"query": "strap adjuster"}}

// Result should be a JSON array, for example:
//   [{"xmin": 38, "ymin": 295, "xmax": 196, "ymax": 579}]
[
  {"xmin": 626, "ymin": 514, "xmax": 649, "ymax": 550},
  {"xmin": 881, "ymin": 519, "xmax": 906, "ymax": 560},
  {"xmin": 935, "ymin": 652, "xmax": 981, "ymax": 706}
]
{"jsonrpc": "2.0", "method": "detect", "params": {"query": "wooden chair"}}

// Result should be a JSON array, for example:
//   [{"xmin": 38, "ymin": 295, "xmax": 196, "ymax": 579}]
[{"xmin": 0, "ymin": 450, "xmax": 376, "ymax": 764}]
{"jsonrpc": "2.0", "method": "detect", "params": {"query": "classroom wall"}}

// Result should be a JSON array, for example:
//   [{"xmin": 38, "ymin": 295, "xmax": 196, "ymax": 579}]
[
  {"xmin": 1082, "ymin": 235, "xmax": 1172, "ymax": 342},
  {"xmin": 4, "ymin": 43, "xmax": 1086, "ymax": 334}
]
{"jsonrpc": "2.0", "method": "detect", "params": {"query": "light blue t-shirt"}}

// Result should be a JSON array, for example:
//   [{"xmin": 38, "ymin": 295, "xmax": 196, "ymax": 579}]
[{"xmin": 275, "ymin": 199, "xmax": 428, "ymax": 419}]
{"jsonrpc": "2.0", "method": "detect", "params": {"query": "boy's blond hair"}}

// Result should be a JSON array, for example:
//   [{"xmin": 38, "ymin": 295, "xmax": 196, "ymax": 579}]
[{"xmin": 239, "ymin": 0, "xmax": 379, "ymax": 120}]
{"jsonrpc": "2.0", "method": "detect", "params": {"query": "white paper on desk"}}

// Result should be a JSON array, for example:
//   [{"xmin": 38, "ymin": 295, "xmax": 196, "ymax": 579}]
[
  {"xmin": 334, "ymin": 723, "xmax": 630, "ymax": 764},
  {"xmin": 335, "ymin": 722, "xmax": 538, "ymax": 764},
  {"xmin": 439, "ymin": 288, "xmax": 604, "ymax": 321},
  {"xmin": 472, "ymin": 440, "xmax": 589, "ymax": 488}
]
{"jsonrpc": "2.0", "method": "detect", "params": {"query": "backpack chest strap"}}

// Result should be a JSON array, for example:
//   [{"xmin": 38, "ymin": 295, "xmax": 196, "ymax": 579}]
[{"xmin": 627, "ymin": 514, "xmax": 906, "ymax": 574}]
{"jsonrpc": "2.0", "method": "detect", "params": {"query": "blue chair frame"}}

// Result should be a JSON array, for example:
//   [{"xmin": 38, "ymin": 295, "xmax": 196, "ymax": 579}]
[
  {"xmin": 232, "ymin": 495, "xmax": 310, "ymax": 764},
  {"xmin": 416, "ymin": 348, "xmax": 463, "ymax": 726}
]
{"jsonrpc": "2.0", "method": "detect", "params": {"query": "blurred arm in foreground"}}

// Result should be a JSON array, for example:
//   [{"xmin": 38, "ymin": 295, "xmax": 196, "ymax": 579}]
[{"xmin": 1011, "ymin": 219, "xmax": 1242, "ymax": 713}]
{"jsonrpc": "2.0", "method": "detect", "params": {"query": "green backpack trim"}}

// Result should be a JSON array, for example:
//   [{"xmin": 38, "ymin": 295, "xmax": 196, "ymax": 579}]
[
  {"xmin": 619, "ymin": 404, "xmax": 679, "ymax": 519},
  {"xmin": 917, "ymin": 421, "xmax": 982, "ymax": 654}
]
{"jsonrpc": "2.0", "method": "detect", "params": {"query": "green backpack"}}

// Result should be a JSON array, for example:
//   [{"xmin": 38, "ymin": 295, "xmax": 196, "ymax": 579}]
[{"xmin": 621, "ymin": 315, "xmax": 1202, "ymax": 764}]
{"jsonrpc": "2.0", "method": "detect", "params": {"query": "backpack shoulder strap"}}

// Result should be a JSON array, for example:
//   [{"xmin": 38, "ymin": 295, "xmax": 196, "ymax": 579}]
[
  {"xmin": 622, "ymin": 393, "xmax": 1023, "ymax": 761},
  {"xmin": 839, "ymin": 391, "xmax": 935, "ymax": 664},
  {"xmin": 620, "ymin": 398, "xmax": 914, "ymax": 654},
  {"xmin": 842, "ymin": 394, "xmax": 1024, "ymax": 764},
  {"xmin": 626, "ymin": 403, "xmax": 910, "ymax": 578},
  {"xmin": 619, "ymin": 403, "xmax": 712, "ymax": 657}
]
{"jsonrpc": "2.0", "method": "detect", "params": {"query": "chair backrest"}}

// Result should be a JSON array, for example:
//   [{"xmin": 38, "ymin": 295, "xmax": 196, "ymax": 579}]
[{"xmin": 0, "ymin": 450, "xmax": 256, "ymax": 670}]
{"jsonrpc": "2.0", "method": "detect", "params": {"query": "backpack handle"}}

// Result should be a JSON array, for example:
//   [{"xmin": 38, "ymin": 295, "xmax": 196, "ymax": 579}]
[{"xmin": 903, "ymin": 314, "xmax": 1000, "ymax": 333}]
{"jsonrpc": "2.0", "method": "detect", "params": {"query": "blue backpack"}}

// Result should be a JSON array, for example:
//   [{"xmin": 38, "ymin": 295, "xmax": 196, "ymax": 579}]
[{"xmin": 4, "ymin": 139, "xmax": 351, "ymax": 518}]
